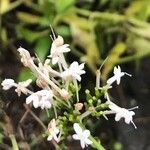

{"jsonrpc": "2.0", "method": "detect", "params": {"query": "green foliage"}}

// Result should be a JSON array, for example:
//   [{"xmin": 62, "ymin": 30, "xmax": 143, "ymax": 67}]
[{"xmin": 1, "ymin": 0, "xmax": 150, "ymax": 82}]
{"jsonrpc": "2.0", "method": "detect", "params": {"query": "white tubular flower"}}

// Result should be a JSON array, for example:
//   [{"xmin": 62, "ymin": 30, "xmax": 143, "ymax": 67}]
[
  {"xmin": 107, "ymin": 65, "xmax": 131, "ymax": 86},
  {"xmin": 49, "ymin": 35, "xmax": 70, "ymax": 65},
  {"xmin": 72, "ymin": 123, "xmax": 92, "ymax": 149},
  {"xmin": 1, "ymin": 79, "xmax": 16, "ymax": 90},
  {"xmin": 107, "ymin": 101, "xmax": 137, "ymax": 129},
  {"xmin": 61, "ymin": 61, "xmax": 85, "ymax": 82},
  {"xmin": 17, "ymin": 47, "xmax": 33, "ymax": 67},
  {"xmin": 47, "ymin": 119, "xmax": 60, "ymax": 143},
  {"xmin": 26, "ymin": 90, "xmax": 53, "ymax": 109}
]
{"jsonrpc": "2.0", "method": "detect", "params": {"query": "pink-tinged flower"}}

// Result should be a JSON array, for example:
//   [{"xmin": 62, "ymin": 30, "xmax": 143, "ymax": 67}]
[
  {"xmin": 47, "ymin": 119, "xmax": 60, "ymax": 143},
  {"xmin": 107, "ymin": 66, "xmax": 131, "ymax": 85},
  {"xmin": 49, "ymin": 35, "xmax": 70, "ymax": 65},
  {"xmin": 61, "ymin": 61, "xmax": 85, "ymax": 82},
  {"xmin": 72, "ymin": 123, "xmax": 92, "ymax": 149}
]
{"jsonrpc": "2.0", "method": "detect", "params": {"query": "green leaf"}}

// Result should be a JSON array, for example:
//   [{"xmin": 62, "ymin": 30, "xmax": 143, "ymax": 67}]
[
  {"xmin": 17, "ymin": 12, "xmax": 41, "ymax": 24},
  {"xmin": 17, "ymin": 67, "xmax": 35, "ymax": 82},
  {"xmin": 16, "ymin": 26, "xmax": 49, "ymax": 43},
  {"xmin": 34, "ymin": 35, "xmax": 51, "ymax": 62},
  {"xmin": 56, "ymin": 25, "xmax": 71, "ymax": 37},
  {"xmin": 0, "ymin": 0, "xmax": 10, "ymax": 14},
  {"xmin": 55, "ymin": 0, "xmax": 75, "ymax": 13},
  {"xmin": 102, "ymin": 42, "xmax": 126, "ymax": 81}
]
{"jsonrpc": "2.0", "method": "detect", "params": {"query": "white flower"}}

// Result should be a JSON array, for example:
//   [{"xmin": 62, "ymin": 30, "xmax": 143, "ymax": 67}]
[
  {"xmin": 49, "ymin": 35, "xmax": 70, "ymax": 65},
  {"xmin": 26, "ymin": 90, "xmax": 53, "ymax": 109},
  {"xmin": 72, "ymin": 123, "xmax": 92, "ymax": 149},
  {"xmin": 47, "ymin": 119, "xmax": 60, "ymax": 143},
  {"xmin": 107, "ymin": 65, "xmax": 131, "ymax": 85},
  {"xmin": 1, "ymin": 79, "xmax": 16, "ymax": 90},
  {"xmin": 107, "ymin": 101, "xmax": 137, "ymax": 128},
  {"xmin": 61, "ymin": 61, "xmax": 85, "ymax": 82}
]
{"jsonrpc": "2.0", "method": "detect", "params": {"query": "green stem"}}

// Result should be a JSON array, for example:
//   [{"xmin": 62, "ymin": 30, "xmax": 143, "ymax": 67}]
[
  {"xmin": 80, "ymin": 123, "xmax": 105, "ymax": 150},
  {"xmin": 74, "ymin": 8, "xmax": 150, "ymax": 28},
  {"xmin": 89, "ymin": 135, "xmax": 105, "ymax": 150},
  {"xmin": 1, "ymin": 0, "xmax": 25, "ymax": 15},
  {"xmin": 9, "ymin": 134, "xmax": 19, "ymax": 150}
]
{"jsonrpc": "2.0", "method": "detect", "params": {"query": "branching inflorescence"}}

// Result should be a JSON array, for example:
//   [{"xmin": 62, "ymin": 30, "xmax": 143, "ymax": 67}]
[{"xmin": 1, "ymin": 32, "xmax": 138, "ymax": 149}]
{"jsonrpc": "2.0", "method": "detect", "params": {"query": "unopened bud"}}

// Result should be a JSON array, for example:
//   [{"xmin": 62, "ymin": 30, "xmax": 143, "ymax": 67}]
[{"xmin": 74, "ymin": 103, "xmax": 83, "ymax": 111}]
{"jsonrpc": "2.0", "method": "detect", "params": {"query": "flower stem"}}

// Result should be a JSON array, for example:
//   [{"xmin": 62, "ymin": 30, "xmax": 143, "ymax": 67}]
[
  {"xmin": 89, "ymin": 135, "xmax": 105, "ymax": 150},
  {"xmin": 9, "ymin": 134, "xmax": 19, "ymax": 150}
]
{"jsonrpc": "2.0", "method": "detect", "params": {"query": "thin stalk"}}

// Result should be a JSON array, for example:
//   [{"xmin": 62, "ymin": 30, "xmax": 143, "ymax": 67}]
[
  {"xmin": 73, "ymin": 80, "xmax": 79, "ymax": 102},
  {"xmin": 9, "ymin": 134, "xmax": 19, "ymax": 150},
  {"xmin": 96, "ymin": 70, "xmax": 100, "ymax": 88},
  {"xmin": 53, "ymin": 104, "xmax": 58, "ymax": 118},
  {"xmin": 80, "ymin": 123, "xmax": 105, "ymax": 150},
  {"xmin": 89, "ymin": 135, "xmax": 105, "ymax": 150}
]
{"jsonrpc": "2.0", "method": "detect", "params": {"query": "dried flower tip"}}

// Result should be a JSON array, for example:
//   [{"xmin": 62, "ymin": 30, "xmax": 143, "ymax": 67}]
[
  {"xmin": 48, "ymin": 35, "xmax": 70, "ymax": 65},
  {"xmin": 47, "ymin": 119, "xmax": 60, "ymax": 143},
  {"xmin": 74, "ymin": 103, "xmax": 83, "ymax": 111},
  {"xmin": 1, "ymin": 79, "xmax": 16, "ymax": 90},
  {"xmin": 53, "ymin": 35, "xmax": 64, "ymax": 47},
  {"xmin": 17, "ymin": 47, "xmax": 33, "ymax": 67},
  {"xmin": 15, "ymin": 79, "xmax": 32, "ymax": 96},
  {"xmin": 60, "ymin": 89, "xmax": 70, "ymax": 100}
]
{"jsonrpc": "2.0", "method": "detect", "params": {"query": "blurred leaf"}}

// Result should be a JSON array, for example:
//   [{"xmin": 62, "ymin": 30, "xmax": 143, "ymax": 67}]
[
  {"xmin": 129, "ymin": 26, "xmax": 150, "ymax": 39},
  {"xmin": 132, "ymin": 37, "xmax": 150, "ymax": 52},
  {"xmin": 56, "ymin": 25, "xmax": 71, "ymax": 37},
  {"xmin": 0, "ymin": 133, "xmax": 4, "ymax": 143},
  {"xmin": 71, "ymin": 24, "xmax": 99, "ymax": 72},
  {"xmin": 0, "ymin": 0, "xmax": 24, "ymax": 15},
  {"xmin": 17, "ymin": 67, "xmax": 35, "ymax": 82},
  {"xmin": 102, "ymin": 42, "xmax": 126, "ymax": 81},
  {"xmin": 16, "ymin": 26, "xmax": 49, "ymax": 43},
  {"xmin": 126, "ymin": 0, "xmax": 150, "ymax": 21},
  {"xmin": 1, "ymin": 28, "xmax": 8, "ymax": 43},
  {"xmin": 17, "ymin": 12, "xmax": 41, "ymax": 24},
  {"xmin": 55, "ymin": 0, "xmax": 75, "ymax": 13},
  {"xmin": 34, "ymin": 35, "xmax": 51, "ymax": 62},
  {"xmin": 0, "ymin": 0, "xmax": 10, "ymax": 14}
]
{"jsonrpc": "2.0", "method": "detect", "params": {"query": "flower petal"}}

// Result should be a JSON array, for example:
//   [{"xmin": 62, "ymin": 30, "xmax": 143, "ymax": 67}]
[
  {"xmin": 72, "ymin": 134, "xmax": 79, "ymax": 140},
  {"xmin": 80, "ymin": 140, "xmax": 85, "ymax": 149},
  {"xmin": 47, "ymin": 135, "xmax": 52, "ymax": 141},
  {"xmin": 73, "ymin": 123, "xmax": 82, "ymax": 135},
  {"xmin": 85, "ymin": 138, "xmax": 93, "ymax": 145},
  {"xmin": 83, "ymin": 130, "xmax": 90, "ymax": 138}
]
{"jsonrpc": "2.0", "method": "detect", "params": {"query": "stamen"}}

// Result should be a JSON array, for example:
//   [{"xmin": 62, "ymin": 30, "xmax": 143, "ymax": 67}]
[
  {"xmin": 50, "ymin": 25, "xmax": 56, "ymax": 40},
  {"xmin": 131, "ymin": 120, "xmax": 137, "ymax": 129},
  {"xmin": 125, "ymin": 72, "xmax": 132, "ymax": 77},
  {"xmin": 128, "ymin": 106, "xmax": 139, "ymax": 111}
]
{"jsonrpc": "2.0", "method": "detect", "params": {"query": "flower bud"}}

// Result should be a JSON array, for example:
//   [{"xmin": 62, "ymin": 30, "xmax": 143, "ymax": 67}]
[{"xmin": 74, "ymin": 103, "xmax": 83, "ymax": 111}]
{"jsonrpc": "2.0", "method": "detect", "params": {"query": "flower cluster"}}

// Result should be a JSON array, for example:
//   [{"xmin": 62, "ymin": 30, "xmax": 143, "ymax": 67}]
[{"xmin": 1, "ymin": 32, "xmax": 137, "ymax": 149}]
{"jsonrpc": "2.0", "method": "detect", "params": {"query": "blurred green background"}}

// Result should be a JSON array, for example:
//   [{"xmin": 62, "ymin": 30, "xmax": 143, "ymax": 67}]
[
  {"xmin": 0, "ymin": 0, "xmax": 150, "ymax": 150},
  {"xmin": 1, "ymin": 0, "xmax": 150, "ymax": 81}
]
